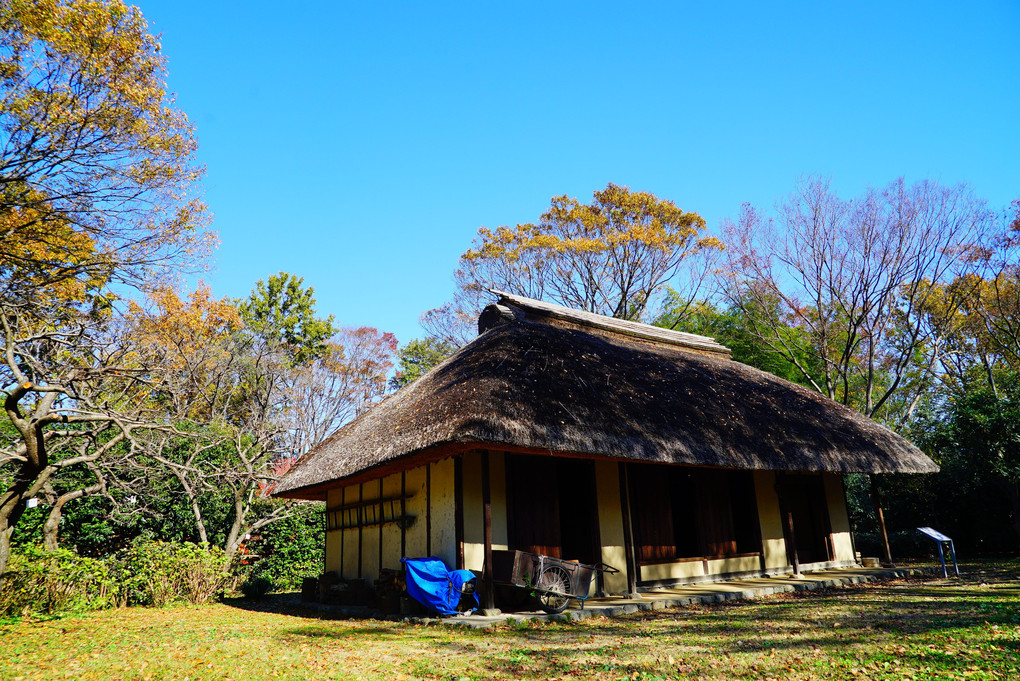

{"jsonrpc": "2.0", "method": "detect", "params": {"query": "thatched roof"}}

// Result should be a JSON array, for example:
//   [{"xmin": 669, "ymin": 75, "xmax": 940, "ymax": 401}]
[
  {"xmin": 275, "ymin": 295, "xmax": 937, "ymax": 500},
  {"xmin": 487, "ymin": 290, "xmax": 733, "ymax": 357}
]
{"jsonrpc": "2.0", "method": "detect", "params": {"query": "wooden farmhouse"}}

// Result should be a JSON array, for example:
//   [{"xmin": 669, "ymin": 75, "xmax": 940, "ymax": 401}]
[{"xmin": 274, "ymin": 291, "xmax": 937, "ymax": 599}]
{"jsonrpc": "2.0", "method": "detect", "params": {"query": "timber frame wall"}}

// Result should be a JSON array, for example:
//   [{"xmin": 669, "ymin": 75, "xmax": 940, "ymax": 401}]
[{"xmin": 322, "ymin": 449, "xmax": 857, "ymax": 594}]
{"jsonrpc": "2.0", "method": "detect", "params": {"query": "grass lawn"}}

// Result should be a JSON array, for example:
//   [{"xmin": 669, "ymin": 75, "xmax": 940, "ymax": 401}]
[{"xmin": 3, "ymin": 561, "xmax": 1018, "ymax": 681}]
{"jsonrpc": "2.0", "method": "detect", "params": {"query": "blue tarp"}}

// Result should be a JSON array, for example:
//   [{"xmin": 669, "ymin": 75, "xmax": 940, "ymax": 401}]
[{"xmin": 401, "ymin": 557, "xmax": 478, "ymax": 616}]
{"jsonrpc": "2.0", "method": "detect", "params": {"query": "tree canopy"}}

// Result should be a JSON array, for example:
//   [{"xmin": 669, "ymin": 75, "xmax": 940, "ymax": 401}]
[
  {"xmin": 424, "ymin": 183, "xmax": 719, "ymax": 345},
  {"xmin": 0, "ymin": 0, "xmax": 212, "ymax": 299},
  {"xmin": 239, "ymin": 272, "xmax": 337, "ymax": 365},
  {"xmin": 0, "ymin": 0, "xmax": 211, "ymax": 576}
]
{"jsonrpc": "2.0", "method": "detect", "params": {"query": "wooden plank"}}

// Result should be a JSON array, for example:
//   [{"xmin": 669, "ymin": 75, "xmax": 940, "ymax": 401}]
[
  {"xmin": 326, "ymin": 493, "xmax": 415, "ymax": 514},
  {"xmin": 377, "ymin": 478, "xmax": 383, "ymax": 571},
  {"xmin": 400, "ymin": 471, "xmax": 407, "ymax": 558},
  {"xmin": 426, "ymin": 463, "xmax": 432, "ymax": 556},
  {"xmin": 618, "ymin": 462, "xmax": 638, "ymax": 594},
  {"xmin": 454, "ymin": 455, "xmax": 464, "ymax": 570},
  {"xmin": 481, "ymin": 450, "xmax": 495, "ymax": 610}
]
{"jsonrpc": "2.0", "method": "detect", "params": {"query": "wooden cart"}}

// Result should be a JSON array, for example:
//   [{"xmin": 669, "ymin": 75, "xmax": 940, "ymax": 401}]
[{"xmin": 490, "ymin": 549, "xmax": 617, "ymax": 614}]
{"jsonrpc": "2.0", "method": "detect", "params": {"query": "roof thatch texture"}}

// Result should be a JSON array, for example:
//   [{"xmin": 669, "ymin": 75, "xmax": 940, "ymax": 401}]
[
  {"xmin": 488, "ymin": 289, "xmax": 732, "ymax": 357},
  {"xmin": 275, "ymin": 302, "xmax": 937, "ymax": 499}
]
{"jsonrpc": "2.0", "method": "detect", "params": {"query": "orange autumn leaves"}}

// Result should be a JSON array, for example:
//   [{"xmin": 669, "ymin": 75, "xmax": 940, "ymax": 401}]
[
  {"xmin": 1, "ymin": 0, "xmax": 212, "ymax": 299},
  {"xmin": 460, "ymin": 183, "xmax": 720, "ymax": 321}
]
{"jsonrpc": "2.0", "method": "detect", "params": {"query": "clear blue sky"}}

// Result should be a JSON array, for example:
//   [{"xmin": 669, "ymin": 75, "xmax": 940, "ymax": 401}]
[{"xmin": 140, "ymin": 0, "xmax": 1019, "ymax": 346}]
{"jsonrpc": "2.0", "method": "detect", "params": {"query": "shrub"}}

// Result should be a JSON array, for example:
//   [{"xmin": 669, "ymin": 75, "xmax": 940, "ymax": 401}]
[
  {"xmin": 240, "ymin": 575, "xmax": 275, "ymax": 599},
  {"xmin": 0, "ymin": 546, "xmax": 115, "ymax": 616},
  {"xmin": 115, "ymin": 538, "xmax": 232, "ymax": 606},
  {"xmin": 241, "ymin": 506, "xmax": 322, "ymax": 591}
]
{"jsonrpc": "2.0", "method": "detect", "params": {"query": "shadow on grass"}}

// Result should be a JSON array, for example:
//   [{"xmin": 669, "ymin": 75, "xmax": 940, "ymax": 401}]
[
  {"xmin": 244, "ymin": 563, "xmax": 1020, "ymax": 680},
  {"xmin": 219, "ymin": 593, "xmax": 385, "ymax": 621},
  {"xmin": 281, "ymin": 625, "xmax": 401, "ymax": 640}
]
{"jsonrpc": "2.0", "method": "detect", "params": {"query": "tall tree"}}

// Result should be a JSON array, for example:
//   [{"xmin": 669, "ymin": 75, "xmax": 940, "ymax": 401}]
[
  {"xmin": 0, "ymin": 0, "xmax": 210, "ymax": 576},
  {"xmin": 239, "ymin": 272, "xmax": 336, "ymax": 365},
  {"xmin": 425, "ymin": 183, "xmax": 720, "ymax": 345},
  {"xmin": 126, "ymin": 284, "xmax": 396, "ymax": 560},
  {"xmin": 721, "ymin": 177, "xmax": 992, "ymax": 423},
  {"xmin": 0, "ymin": 0, "xmax": 211, "ymax": 295},
  {"xmin": 389, "ymin": 338, "xmax": 456, "ymax": 390},
  {"xmin": 279, "ymin": 326, "xmax": 397, "ymax": 459}
]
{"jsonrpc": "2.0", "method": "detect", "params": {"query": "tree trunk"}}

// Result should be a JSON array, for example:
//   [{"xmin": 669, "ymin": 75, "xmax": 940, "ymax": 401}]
[
  {"xmin": 191, "ymin": 498, "xmax": 209, "ymax": 545},
  {"xmin": 169, "ymin": 469, "xmax": 209, "ymax": 545},
  {"xmin": 42, "ymin": 478, "xmax": 106, "ymax": 551},
  {"xmin": 223, "ymin": 493, "xmax": 248, "ymax": 563},
  {"xmin": 0, "ymin": 521, "xmax": 14, "ymax": 579},
  {"xmin": 869, "ymin": 475, "xmax": 895, "ymax": 567},
  {"xmin": 0, "ymin": 457, "xmax": 49, "ymax": 578}
]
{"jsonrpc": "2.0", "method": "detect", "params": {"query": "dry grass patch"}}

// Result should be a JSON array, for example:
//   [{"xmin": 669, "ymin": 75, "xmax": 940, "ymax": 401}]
[{"xmin": 3, "ymin": 561, "xmax": 1018, "ymax": 680}]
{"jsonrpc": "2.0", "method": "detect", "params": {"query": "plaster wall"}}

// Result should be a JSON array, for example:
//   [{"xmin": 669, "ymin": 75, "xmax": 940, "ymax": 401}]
[
  {"xmin": 359, "ymin": 479, "xmax": 382, "ymax": 580},
  {"xmin": 640, "ymin": 560, "xmax": 705, "ymax": 582},
  {"xmin": 323, "ymin": 460, "xmax": 440, "ymax": 579},
  {"xmin": 823, "ymin": 472, "xmax": 855, "ymax": 562},
  {"xmin": 403, "ymin": 466, "xmax": 428, "ymax": 558},
  {"xmin": 707, "ymin": 555, "xmax": 761, "ymax": 575},
  {"xmin": 324, "ymin": 488, "xmax": 343, "ymax": 573},
  {"xmin": 753, "ymin": 470, "xmax": 789, "ymax": 569},
  {"xmin": 341, "ymin": 485, "xmax": 361, "ymax": 577},
  {"xmin": 430, "ymin": 457, "xmax": 458, "ymax": 570},
  {"xmin": 593, "ymin": 460, "xmax": 629, "ymax": 594},
  {"xmin": 380, "ymin": 473, "xmax": 403, "ymax": 570}
]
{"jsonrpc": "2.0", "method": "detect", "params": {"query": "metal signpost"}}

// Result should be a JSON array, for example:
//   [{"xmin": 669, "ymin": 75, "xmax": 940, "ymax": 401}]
[{"xmin": 917, "ymin": 527, "xmax": 959, "ymax": 578}]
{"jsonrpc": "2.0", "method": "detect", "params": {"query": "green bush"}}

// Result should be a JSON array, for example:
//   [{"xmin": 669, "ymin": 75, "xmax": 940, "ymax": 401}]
[
  {"xmin": 2, "ymin": 540, "xmax": 235, "ymax": 616},
  {"xmin": 115, "ymin": 538, "xmax": 233, "ymax": 607},
  {"xmin": 240, "ymin": 575, "xmax": 275, "ymax": 599},
  {"xmin": 0, "ymin": 546, "xmax": 115, "ymax": 616},
  {"xmin": 241, "ymin": 505, "xmax": 322, "ymax": 591}
]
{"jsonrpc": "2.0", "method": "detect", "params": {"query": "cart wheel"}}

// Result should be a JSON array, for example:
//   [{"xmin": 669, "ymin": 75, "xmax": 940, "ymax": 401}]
[{"xmin": 536, "ymin": 565, "xmax": 571, "ymax": 614}]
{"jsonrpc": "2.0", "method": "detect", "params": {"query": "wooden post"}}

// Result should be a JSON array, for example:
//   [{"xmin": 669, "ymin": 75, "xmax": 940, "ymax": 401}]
[
  {"xmin": 454, "ymin": 455, "xmax": 464, "ymax": 570},
  {"xmin": 377, "ymin": 478, "xmax": 383, "ymax": 572},
  {"xmin": 481, "ymin": 451, "xmax": 495, "ymax": 611},
  {"xmin": 870, "ymin": 475, "xmax": 895, "ymax": 567},
  {"xmin": 426, "ymin": 464, "xmax": 432, "ymax": 557},
  {"xmin": 400, "ymin": 471, "xmax": 407, "ymax": 559},
  {"xmin": 338, "ymin": 489, "xmax": 345, "ymax": 576},
  {"xmin": 785, "ymin": 509, "xmax": 801, "ymax": 576},
  {"xmin": 618, "ymin": 462, "xmax": 639, "ymax": 595},
  {"xmin": 587, "ymin": 462, "xmax": 605, "ymax": 597},
  {"xmin": 357, "ymin": 483, "xmax": 363, "ymax": 579}
]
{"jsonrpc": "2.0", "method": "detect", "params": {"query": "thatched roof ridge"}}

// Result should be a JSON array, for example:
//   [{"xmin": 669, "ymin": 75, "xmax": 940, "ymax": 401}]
[
  {"xmin": 490, "ymin": 289, "xmax": 731, "ymax": 357},
  {"xmin": 275, "ymin": 311, "xmax": 937, "ymax": 500}
]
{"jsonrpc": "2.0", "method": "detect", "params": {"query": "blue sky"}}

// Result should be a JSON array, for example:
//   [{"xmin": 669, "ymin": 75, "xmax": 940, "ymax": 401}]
[{"xmin": 140, "ymin": 0, "xmax": 1020, "ymax": 346}]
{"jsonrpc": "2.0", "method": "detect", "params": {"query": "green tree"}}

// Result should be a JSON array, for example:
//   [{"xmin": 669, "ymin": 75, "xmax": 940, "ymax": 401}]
[
  {"xmin": 653, "ymin": 291, "xmax": 823, "ymax": 388},
  {"xmin": 239, "ymin": 272, "xmax": 336, "ymax": 365},
  {"xmin": 389, "ymin": 338, "xmax": 456, "ymax": 390},
  {"xmin": 866, "ymin": 381, "xmax": 1020, "ymax": 554}
]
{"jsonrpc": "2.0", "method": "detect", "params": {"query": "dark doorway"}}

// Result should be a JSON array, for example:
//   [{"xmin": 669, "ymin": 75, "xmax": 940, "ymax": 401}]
[
  {"xmin": 627, "ymin": 463, "xmax": 761, "ymax": 563},
  {"xmin": 779, "ymin": 473, "xmax": 832, "ymax": 564},
  {"xmin": 505, "ymin": 454, "xmax": 598, "ymax": 564}
]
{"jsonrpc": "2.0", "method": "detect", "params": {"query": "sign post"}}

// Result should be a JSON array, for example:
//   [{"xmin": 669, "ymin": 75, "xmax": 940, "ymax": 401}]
[{"xmin": 916, "ymin": 527, "xmax": 959, "ymax": 578}]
